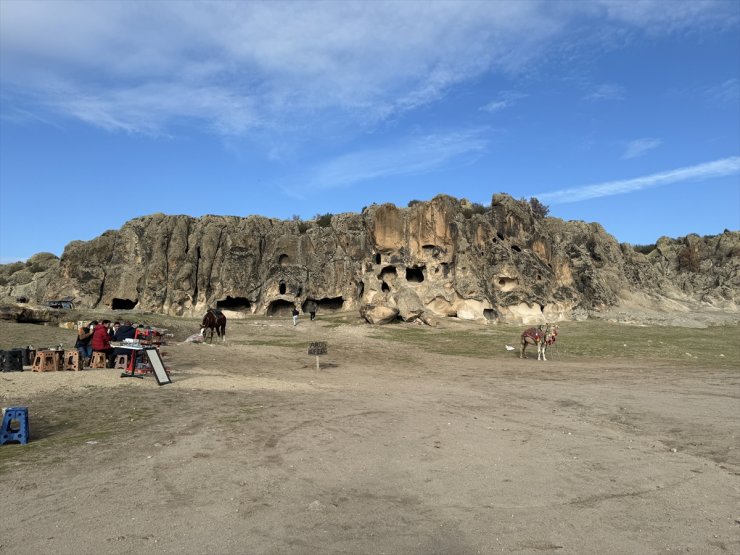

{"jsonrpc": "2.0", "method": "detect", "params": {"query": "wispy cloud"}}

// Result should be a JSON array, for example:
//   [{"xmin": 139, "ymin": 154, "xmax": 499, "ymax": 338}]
[
  {"xmin": 481, "ymin": 100, "xmax": 512, "ymax": 114},
  {"xmin": 706, "ymin": 78, "xmax": 740, "ymax": 105},
  {"xmin": 536, "ymin": 157, "xmax": 740, "ymax": 204},
  {"xmin": 283, "ymin": 128, "xmax": 488, "ymax": 197},
  {"xmin": 623, "ymin": 137, "xmax": 662, "ymax": 159},
  {"xmin": 1, "ymin": 1, "xmax": 734, "ymax": 141},
  {"xmin": 585, "ymin": 83, "xmax": 625, "ymax": 101},
  {"xmin": 480, "ymin": 91, "xmax": 527, "ymax": 114}
]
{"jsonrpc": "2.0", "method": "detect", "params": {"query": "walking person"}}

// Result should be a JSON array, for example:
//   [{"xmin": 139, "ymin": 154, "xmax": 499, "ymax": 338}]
[
  {"xmin": 305, "ymin": 299, "xmax": 317, "ymax": 321},
  {"xmin": 292, "ymin": 307, "xmax": 300, "ymax": 326}
]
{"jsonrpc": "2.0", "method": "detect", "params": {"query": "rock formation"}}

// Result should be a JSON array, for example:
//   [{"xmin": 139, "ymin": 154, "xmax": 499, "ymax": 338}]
[{"xmin": 1, "ymin": 194, "xmax": 738, "ymax": 325}]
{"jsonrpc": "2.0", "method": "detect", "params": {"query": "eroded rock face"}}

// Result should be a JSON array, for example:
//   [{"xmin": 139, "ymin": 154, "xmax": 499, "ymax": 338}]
[{"xmin": 1, "ymin": 195, "xmax": 737, "ymax": 324}]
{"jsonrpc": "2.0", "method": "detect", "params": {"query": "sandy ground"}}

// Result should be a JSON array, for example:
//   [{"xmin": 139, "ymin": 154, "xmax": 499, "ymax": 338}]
[{"xmin": 1, "ymin": 318, "xmax": 739, "ymax": 555}]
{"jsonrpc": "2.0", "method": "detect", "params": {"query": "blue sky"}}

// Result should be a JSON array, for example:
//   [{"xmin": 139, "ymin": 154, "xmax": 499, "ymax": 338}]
[{"xmin": 1, "ymin": 0, "xmax": 739, "ymax": 262}]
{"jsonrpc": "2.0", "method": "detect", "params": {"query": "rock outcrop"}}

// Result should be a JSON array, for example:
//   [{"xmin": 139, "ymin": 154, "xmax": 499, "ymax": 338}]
[{"xmin": 1, "ymin": 194, "xmax": 738, "ymax": 325}]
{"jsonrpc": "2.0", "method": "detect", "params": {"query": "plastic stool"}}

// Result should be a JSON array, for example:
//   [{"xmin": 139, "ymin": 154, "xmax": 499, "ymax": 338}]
[
  {"xmin": 91, "ymin": 352, "xmax": 107, "ymax": 369},
  {"xmin": 114, "ymin": 354, "xmax": 129, "ymax": 370},
  {"xmin": 32, "ymin": 350, "xmax": 57, "ymax": 372},
  {"xmin": 64, "ymin": 350, "xmax": 81, "ymax": 371},
  {"xmin": 1, "ymin": 406, "xmax": 29, "ymax": 445}
]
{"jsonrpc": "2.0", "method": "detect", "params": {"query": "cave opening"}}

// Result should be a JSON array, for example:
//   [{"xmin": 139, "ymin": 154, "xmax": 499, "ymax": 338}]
[
  {"xmin": 381, "ymin": 281, "xmax": 390, "ymax": 293},
  {"xmin": 483, "ymin": 309, "xmax": 495, "ymax": 320},
  {"xmin": 267, "ymin": 299, "xmax": 296, "ymax": 316},
  {"xmin": 357, "ymin": 281, "xmax": 365, "ymax": 299},
  {"xmin": 111, "ymin": 298, "xmax": 138, "ymax": 310},
  {"xmin": 379, "ymin": 265, "xmax": 397, "ymax": 279},
  {"xmin": 315, "ymin": 297, "xmax": 345, "ymax": 311},
  {"xmin": 216, "ymin": 296, "xmax": 252, "ymax": 310},
  {"xmin": 496, "ymin": 232, "xmax": 505, "ymax": 240},
  {"xmin": 278, "ymin": 254, "xmax": 289, "ymax": 266},
  {"xmin": 374, "ymin": 253, "xmax": 381, "ymax": 264},
  {"xmin": 511, "ymin": 245, "xmax": 522, "ymax": 253},
  {"xmin": 405, "ymin": 266, "xmax": 425, "ymax": 283},
  {"xmin": 279, "ymin": 282, "xmax": 287, "ymax": 294}
]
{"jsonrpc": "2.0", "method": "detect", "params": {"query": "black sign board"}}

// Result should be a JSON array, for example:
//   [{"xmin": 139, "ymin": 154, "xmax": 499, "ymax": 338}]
[{"xmin": 308, "ymin": 342, "xmax": 328, "ymax": 356}]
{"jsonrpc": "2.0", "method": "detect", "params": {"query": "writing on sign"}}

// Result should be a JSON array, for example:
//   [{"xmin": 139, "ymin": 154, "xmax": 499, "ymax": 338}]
[{"xmin": 308, "ymin": 342, "xmax": 328, "ymax": 355}]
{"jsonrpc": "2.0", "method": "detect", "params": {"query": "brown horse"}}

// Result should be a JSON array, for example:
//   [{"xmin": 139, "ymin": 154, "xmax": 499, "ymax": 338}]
[{"xmin": 201, "ymin": 309, "xmax": 227, "ymax": 343}]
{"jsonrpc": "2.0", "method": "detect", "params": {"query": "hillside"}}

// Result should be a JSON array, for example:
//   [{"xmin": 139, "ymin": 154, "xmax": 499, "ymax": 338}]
[{"xmin": 1, "ymin": 194, "xmax": 738, "ymax": 325}]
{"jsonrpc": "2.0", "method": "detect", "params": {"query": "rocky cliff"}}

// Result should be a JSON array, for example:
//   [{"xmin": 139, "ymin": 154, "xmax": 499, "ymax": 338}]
[{"xmin": 1, "ymin": 194, "xmax": 738, "ymax": 325}]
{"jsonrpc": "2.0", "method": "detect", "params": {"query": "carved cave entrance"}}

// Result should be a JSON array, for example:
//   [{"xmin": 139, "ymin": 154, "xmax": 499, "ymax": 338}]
[
  {"xmin": 405, "ymin": 266, "xmax": 425, "ymax": 283},
  {"xmin": 216, "ymin": 296, "xmax": 252, "ymax": 311},
  {"xmin": 267, "ymin": 299, "xmax": 296, "ymax": 316},
  {"xmin": 303, "ymin": 297, "xmax": 345, "ymax": 312},
  {"xmin": 111, "ymin": 298, "xmax": 138, "ymax": 310}
]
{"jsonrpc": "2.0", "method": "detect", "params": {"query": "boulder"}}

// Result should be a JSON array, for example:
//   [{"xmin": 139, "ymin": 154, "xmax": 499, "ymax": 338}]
[{"xmin": 360, "ymin": 304, "xmax": 399, "ymax": 325}]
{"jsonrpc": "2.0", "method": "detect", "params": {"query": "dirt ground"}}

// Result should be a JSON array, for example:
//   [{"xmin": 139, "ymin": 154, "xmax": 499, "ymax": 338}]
[{"xmin": 1, "ymin": 316, "xmax": 738, "ymax": 555}]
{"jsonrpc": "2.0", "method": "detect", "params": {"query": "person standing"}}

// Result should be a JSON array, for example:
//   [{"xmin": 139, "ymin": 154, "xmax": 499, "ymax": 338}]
[{"xmin": 292, "ymin": 307, "xmax": 299, "ymax": 326}]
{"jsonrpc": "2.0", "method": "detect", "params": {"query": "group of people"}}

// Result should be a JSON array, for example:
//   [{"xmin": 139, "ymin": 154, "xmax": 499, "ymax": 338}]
[
  {"xmin": 292, "ymin": 305, "xmax": 317, "ymax": 326},
  {"xmin": 75, "ymin": 320, "xmax": 152, "ymax": 368}
]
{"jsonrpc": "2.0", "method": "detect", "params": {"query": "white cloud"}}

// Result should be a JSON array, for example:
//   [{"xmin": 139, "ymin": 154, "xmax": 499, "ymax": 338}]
[
  {"xmin": 706, "ymin": 78, "xmax": 740, "ymax": 104},
  {"xmin": 480, "ymin": 91, "xmax": 527, "ymax": 114},
  {"xmin": 283, "ymin": 128, "xmax": 488, "ymax": 197},
  {"xmin": 585, "ymin": 83, "xmax": 625, "ymax": 101},
  {"xmin": 623, "ymin": 137, "xmax": 662, "ymax": 159},
  {"xmin": 0, "ymin": 1, "xmax": 735, "ymax": 138},
  {"xmin": 481, "ymin": 100, "xmax": 512, "ymax": 114},
  {"xmin": 536, "ymin": 157, "xmax": 740, "ymax": 204}
]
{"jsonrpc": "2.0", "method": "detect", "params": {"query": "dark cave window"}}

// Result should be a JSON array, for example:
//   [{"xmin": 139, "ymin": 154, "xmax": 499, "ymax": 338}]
[
  {"xmin": 111, "ymin": 298, "xmax": 137, "ymax": 310},
  {"xmin": 405, "ymin": 267, "xmax": 425, "ymax": 283},
  {"xmin": 216, "ymin": 296, "xmax": 251, "ymax": 310}
]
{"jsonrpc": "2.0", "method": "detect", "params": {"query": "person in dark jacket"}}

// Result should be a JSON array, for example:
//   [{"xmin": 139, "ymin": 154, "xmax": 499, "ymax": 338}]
[
  {"xmin": 113, "ymin": 321, "xmax": 136, "ymax": 341},
  {"xmin": 75, "ymin": 321, "xmax": 96, "ymax": 367},
  {"xmin": 113, "ymin": 321, "xmax": 138, "ymax": 367}
]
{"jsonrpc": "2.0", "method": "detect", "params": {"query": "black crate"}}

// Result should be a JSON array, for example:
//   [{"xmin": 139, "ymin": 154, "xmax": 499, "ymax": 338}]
[{"xmin": 2, "ymin": 349, "xmax": 24, "ymax": 372}]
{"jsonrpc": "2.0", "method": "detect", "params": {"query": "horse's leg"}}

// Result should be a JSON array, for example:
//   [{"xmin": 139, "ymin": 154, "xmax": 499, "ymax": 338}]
[
  {"xmin": 520, "ymin": 339, "xmax": 526, "ymax": 359},
  {"xmin": 541, "ymin": 343, "xmax": 547, "ymax": 361}
]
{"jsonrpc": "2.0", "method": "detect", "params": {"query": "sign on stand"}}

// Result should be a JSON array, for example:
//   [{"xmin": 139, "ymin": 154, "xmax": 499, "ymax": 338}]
[{"xmin": 308, "ymin": 342, "xmax": 328, "ymax": 370}]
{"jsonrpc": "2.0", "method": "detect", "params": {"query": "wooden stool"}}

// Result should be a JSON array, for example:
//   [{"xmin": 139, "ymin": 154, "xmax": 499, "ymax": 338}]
[
  {"xmin": 64, "ymin": 350, "xmax": 81, "ymax": 371},
  {"xmin": 114, "ymin": 354, "xmax": 129, "ymax": 370},
  {"xmin": 90, "ymin": 352, "xmax": 107, "ymax": 369},
  {"xmin": 32, "ymin": 350, "xmax": 57, "ymax": 372}
]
